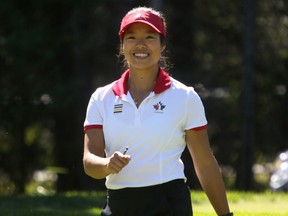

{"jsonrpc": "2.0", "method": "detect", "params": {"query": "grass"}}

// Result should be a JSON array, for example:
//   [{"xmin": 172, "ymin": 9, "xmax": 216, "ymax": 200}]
[
  {"xmin": 0, "ymin": 191, "xmax": 287, "ymax": 215},
  {"xmin": 192, "ymin": 191, "xmax": 288, "ymax": 215}
]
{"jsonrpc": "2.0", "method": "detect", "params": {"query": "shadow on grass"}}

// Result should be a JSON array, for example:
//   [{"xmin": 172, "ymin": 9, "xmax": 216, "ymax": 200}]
[{"xmin": 0, "ymin": 191, "xmax": 106, "ymax": 216}]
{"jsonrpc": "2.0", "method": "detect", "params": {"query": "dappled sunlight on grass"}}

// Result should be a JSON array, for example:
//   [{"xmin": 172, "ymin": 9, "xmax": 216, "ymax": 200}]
[
  {"xmin": 192, "ymin": 191, "xmax": 288, "ymax": 216},
  {"xmin": 0, "ymin": 191, "xmax": 287, "ymax": 215}
]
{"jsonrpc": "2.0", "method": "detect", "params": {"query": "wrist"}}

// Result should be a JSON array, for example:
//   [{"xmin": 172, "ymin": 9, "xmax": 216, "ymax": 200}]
[{"xmin": 219, "ymin": 212, "xmax": 233, "ymax": 216}]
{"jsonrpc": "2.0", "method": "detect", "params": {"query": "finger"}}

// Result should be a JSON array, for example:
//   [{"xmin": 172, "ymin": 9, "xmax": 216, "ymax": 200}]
[
  {"xmin": 109, "ymin": 155, "xmax": 126, "ymax": 170},
  {"xmin": 108, "ymin": 153, "xmax": 130, "ymax": 173},
  {"xmin": 107, "ymin": 160, "xmax": 122, "ymax": 173},
  {"xmin": 109, "ymin": 158, "xmax": 124, "ymax": 169},
  {"xmin": 118, "ymin": 155, "xmax": 131, "ymax": 164},
  {"xmin": 113, "ymin": 152, "xmax": 131, "ymax": 164}
]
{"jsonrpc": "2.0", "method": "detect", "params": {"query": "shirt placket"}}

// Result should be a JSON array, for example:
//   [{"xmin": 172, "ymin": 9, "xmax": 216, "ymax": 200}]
[{"xmin": 134, "ymin": 92, "xmax": 155, "ymax": 126}]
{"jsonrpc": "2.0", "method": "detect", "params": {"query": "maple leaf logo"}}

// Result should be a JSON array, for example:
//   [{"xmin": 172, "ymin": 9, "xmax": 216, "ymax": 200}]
[
  {"xmin": 159, "ymin": 101, "xmax": 166, "ymax": 110},
  {"xmin": 153, "ymin": 103, "xmax": 159, "ymax": 110},
  {"xmin": 153, "ymin": 101, "xmax": 166, "ymax": 111}
]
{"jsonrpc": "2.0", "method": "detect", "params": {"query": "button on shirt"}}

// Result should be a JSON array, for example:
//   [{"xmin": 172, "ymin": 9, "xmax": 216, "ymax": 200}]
[{"xmin": 84, "ymin": 68, "xmax": 207, "ymax": 189}]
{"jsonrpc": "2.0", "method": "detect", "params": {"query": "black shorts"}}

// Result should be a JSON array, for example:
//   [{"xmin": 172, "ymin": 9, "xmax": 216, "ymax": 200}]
[{"xmin": 101, "ymin": 179, "xmax": 192, "ymax": 216}]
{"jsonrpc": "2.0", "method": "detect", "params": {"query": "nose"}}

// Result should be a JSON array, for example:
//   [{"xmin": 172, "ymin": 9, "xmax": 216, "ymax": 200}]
[{"xmin": 135, "ymin": 38, "xmax": 146, "ymax": 48}]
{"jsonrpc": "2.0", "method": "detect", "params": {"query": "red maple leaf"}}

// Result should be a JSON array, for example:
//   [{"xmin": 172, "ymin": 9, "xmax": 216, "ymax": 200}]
[{"xmin": 153, "ymin": 103, "xmax": 159, "ymax": 110}]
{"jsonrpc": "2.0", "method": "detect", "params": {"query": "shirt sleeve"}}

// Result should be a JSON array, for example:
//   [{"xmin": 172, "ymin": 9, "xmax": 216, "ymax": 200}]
[
  {"xmin": 184, "ymin": 87, "xmax": 208, "ymax": 130},
  {"xmin": 83, "ymin": 89, "xmax": 103, "ymax": 132}
]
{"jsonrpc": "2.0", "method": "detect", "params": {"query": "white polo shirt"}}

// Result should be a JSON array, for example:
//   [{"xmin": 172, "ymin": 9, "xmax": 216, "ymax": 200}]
[{"xmin": 84, "ymin": 68, "xmax": 207, "ymax": 189}]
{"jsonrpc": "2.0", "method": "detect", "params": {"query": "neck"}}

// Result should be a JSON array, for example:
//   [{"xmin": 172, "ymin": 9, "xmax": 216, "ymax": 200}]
[
  {"xmin": 128, "ymin": 66, "xmax": 159, "ymax": 92},
  {"xmin": 127, "ymin": 66, "xmax": 159, "ymax": 107}
]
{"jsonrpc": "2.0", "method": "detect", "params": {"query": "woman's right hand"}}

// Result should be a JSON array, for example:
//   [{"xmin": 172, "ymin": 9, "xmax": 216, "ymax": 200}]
[{"xmin": 106, "ymin": 152, "xmax": 131, "ymax": 174}]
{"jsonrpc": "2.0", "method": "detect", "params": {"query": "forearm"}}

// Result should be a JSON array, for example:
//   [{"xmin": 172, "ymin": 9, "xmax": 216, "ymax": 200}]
[
  {"xmin": 83, "ymin": 152, "xmax": 111, "ymax": 179},
  {"xmin": 195, "ymin": 158, "xmax": 230, "ymax": 215}
]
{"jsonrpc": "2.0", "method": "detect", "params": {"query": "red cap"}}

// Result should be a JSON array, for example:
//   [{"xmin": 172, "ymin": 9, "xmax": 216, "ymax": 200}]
[{"xmin": 119, "ymin": 10, "xmax": 166, "ymax": 40}]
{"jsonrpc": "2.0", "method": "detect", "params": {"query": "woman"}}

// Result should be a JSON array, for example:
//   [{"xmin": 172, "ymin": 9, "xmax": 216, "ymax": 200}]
[{"xmin": 83, "ymin": 6, "xmax": 233, "ymax": 216}]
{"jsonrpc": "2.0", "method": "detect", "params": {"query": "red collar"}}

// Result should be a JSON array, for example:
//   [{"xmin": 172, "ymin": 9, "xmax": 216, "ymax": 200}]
[{"xmin": 112, "ymin": 68, "xmax": 171, "ymax": 97}]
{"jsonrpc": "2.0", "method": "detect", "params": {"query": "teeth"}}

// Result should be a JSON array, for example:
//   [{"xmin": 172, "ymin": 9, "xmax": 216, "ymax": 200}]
[{"xmin": 134, "ymin": 53, "xmax": 148, "ymax": 58}]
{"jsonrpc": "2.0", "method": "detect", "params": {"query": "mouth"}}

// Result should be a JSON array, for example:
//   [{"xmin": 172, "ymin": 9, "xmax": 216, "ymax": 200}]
[{"xmin": 133, "ymin": 52, "xmax": 149, "ymax": 58}]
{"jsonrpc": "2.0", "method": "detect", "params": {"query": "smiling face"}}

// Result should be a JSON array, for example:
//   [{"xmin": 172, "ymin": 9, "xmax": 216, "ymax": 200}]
[{"xmin": 122, "ymin": 23, "xmax": 165, "ymax": 71}]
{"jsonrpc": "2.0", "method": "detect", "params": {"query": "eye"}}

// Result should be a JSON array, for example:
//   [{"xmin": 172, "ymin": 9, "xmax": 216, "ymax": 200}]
[
  {"xmin": 146, "ymin": 33, "xmax": 159, "ymax": 40},
  {"xmin": 126, "ymin": 36, "xmax": 135, "ymax": 40},
  {"xmin": 123, "ymin": 33, "xmax": 136, "ymax": 40}
]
